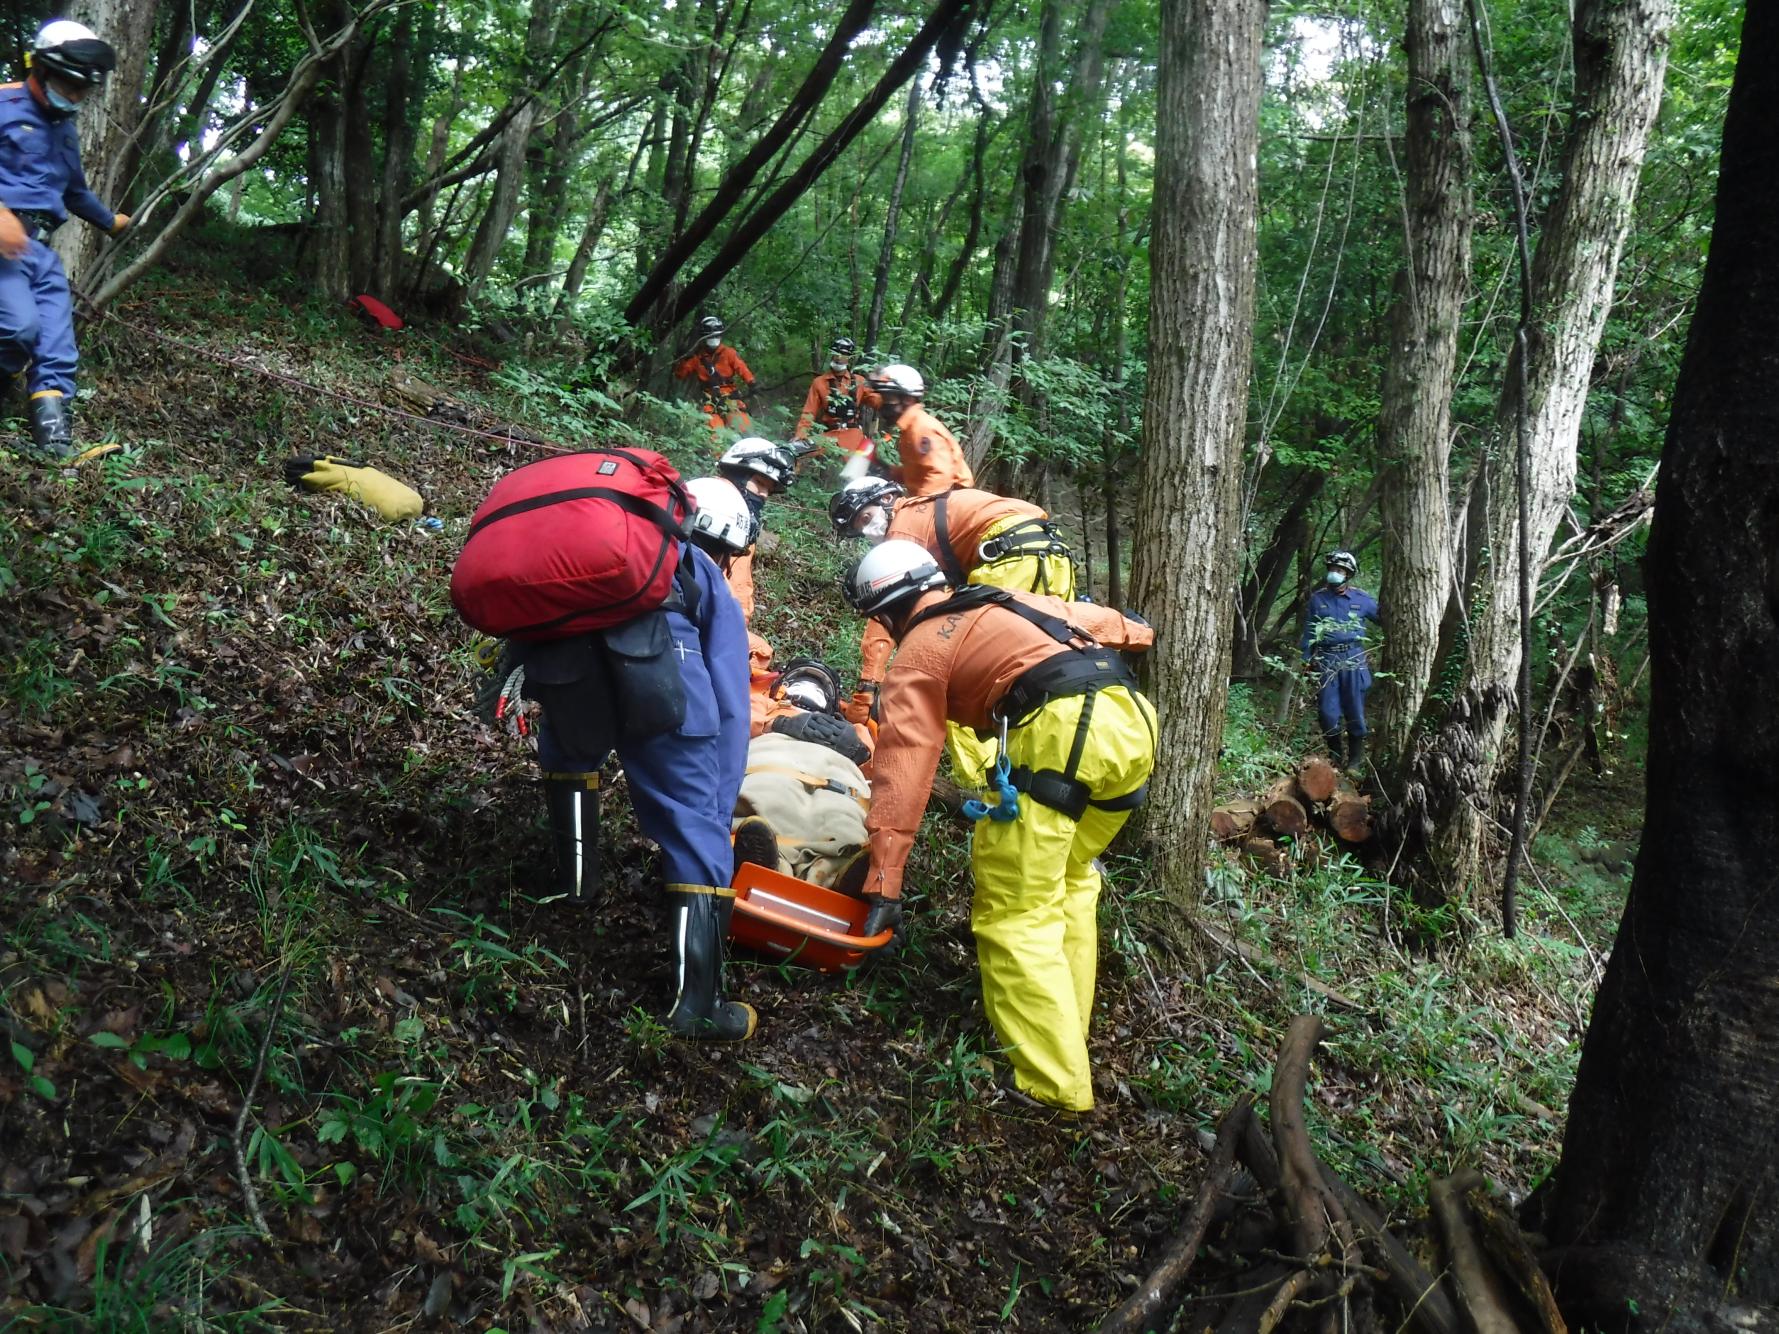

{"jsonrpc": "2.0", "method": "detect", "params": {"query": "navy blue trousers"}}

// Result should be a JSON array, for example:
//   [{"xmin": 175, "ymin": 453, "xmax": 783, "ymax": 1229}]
[
  {"xmin": 1313, "ymin": 657, "xmax": 1371, "ymax": 737},
  {"xmin": 0, "ymin": 239, "xmax": 79, "ymax": 394}
]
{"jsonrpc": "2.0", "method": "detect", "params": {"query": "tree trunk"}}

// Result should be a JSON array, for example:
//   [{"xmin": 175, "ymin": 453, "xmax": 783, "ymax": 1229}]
[
  {"xmin": 1374, "ymin": 0, "xmax": 1472, "ymax": 761},
  {"xmin": 55, "ymin": 0, "xmax": 159, "ymax": 289},
  {"xmin": 1234, "ymin": 471, "xmax": 1324, "ymax": 678},
  {"xmin": 461, "ymin": 0, "xmax": 558, "ymax": 299},
  {"xmin": 929, "ymin": 92, "xmax": 992, "ymax": 321},
  {"xmin": 1128, "ymin": 0, "xmax": 1267, "ymax": 932},
  {"xmin": 1544, "ymin": 11, "xmax": 1779, "ymax": 1326},
  {"xmin": 644, "ymin": 0, "xmax": 975, "ymax": 339},
  {"xmin": 864, "ymin": 76, "xmax": 921, "ymax": 353},
  {"xmin": 415, "ymin": 62, "xmax": 465, "ymax": 261},
  {"xmin": 553, "ymin": 177, "xmax": 615, "ymax": 318},
  {"xmin": 307, "ymin": 69, "xmax": 352, "ymax": 303},
  {"xmin": 1401, "ymin": 0, "xmax": 1673, "ymax": 901},
  {"xmin": 371, "ymin": 7, "xmax": 421, "ymax": 301}
]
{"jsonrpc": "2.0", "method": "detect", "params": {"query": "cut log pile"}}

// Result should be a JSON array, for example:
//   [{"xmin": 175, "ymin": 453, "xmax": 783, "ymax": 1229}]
[
  {"xmin": 1099, "ymin": 1015, "xmax": 1569, "ymax": 1334},
  {"xmin": 1213, "ymin": 755, "xmax": 1373, "ymax": 875}
]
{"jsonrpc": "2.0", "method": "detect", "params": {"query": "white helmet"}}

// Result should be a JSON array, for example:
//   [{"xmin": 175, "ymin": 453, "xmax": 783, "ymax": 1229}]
[
  {"xmin": 718, "ymin": 437, "xmax": 795, "ymax": 493},
  {"xmin": 32, "ymin": 21, "xmax": 115, "ymax": 87},
  {"xmin": 866, "ymin": 363, "xmax": 924, "ymax": 399},
  {"xmin": 843, "ymin": 539, "xmax": 945, "ymax": 618},
  {"xmin": 685, "ymin": 476, "xmax": 753, "ymax": 554}
]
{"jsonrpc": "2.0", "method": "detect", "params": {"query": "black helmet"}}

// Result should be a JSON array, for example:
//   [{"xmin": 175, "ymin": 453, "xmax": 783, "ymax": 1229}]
[
  {"xmin": 1326, "ymin": 549, "xmax": 1359, "ymax": 576},
  {"xmin": 697, "ymin": 315, "xmax": 725, "ymax": 338},
  {"xmin": 829, "ymin": 336, "xmax": 857, "ymax": 358},
  {"xmin": 828, "ymin": 476, "xmax": 903, "ymax": 534},
  {"xmin": 31, "ymin": 20, "xmax": 115, "ymax": 88}
]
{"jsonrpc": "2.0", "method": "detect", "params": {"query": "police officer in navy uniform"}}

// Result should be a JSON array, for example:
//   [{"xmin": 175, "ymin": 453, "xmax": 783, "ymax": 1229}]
[
  {"xmin": 517, "ymin": 537, "xmax": 757, "ymax": 1041},
  {"xmin": 0, "ymin": 20, "xmax": 129, "ymax": 461},
  {"xmin": 1300, "ymin": 549, "xmax": 1382, "ymax": 771}
]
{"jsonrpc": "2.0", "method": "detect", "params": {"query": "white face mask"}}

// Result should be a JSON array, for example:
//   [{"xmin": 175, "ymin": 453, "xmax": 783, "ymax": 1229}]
[
  {"xmin": 704, "ymin": 336, "xmax": 721, "ymax": 349},
  {"xmin": 858, "ymin": 509, "xmax": 889, "ymax": 541},
  {"xmin": 829, "ymin": 359, "xmax": 850, "ymax": 372}
]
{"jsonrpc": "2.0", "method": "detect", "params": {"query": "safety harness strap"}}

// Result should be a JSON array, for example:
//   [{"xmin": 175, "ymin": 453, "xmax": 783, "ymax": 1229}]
[
  {"xmin": 903, "ymin": 583, "xmax": 1087, "ymax": 647},
  {"xmin": 1004, "ymin": 686, "xmax": 1149, "ymax": 821},
  {"xmin": 930, "ymin": 491, "xmax": 970, "ymax": 587}
]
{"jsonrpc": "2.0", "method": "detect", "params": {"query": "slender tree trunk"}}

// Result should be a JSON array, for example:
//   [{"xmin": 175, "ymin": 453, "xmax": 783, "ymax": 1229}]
[
  {"xmin": 415, "ymin": 62, "xmax": 465, "ymax": 261},
  {"xmin": 1398, "ymin": 0, "xmax": 1674, "ymax": 901},
  {"xmin": 865, "ymin": 77, "xmax": 921, "ymax": 352},
  {"xmin": 929, "ymin": 97, "xmax": 992, "ymax": 321},
  {"xmin": 341, "ymin": 35, "xmax": 379, "ymax": 294},
  {"xmin": 372, "ymin": 7, "xmax": 421, "ymax": 301},
  {"xmin": 1375, "ymin": 0, "xmax": 1472, "ymax": 761},
  {"xmin": 1129, "ymin": 0, "xmax": 1267, "ymax": 931},
  {"xmin": 462, "ymin": 0, "xmax": 558, "ymax": 298},
  {"xmin": 1544, "ymin": 12, "xmax": 1779, "ymax": 1326},
  {"xmin": 554, "ymin": 176, "xmax": 614, "ymax": 318},
  {"xmin": 56, "ymin": 0, "xmax": 159, "ymax": 288},
  {"xmin": 307, "ymin": 68, "xmax": 351, "ymax": 302},
  {"xmin": 1235, "ymin": 472, "xmax": 1325, "ymax": 678},
  {"xmin": 646, "ymin": 0, "xmax": 975, "ymax": 339}
]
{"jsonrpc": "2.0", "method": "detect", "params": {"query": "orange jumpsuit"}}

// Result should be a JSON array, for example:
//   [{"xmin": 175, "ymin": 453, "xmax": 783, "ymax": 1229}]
[
  {"xmin": 886, "ymin": 403, "xmax": 973, "ymax": 496},
  {"xmin": 674, "ymin": 345, "xmax": 755, "ymax": 432},
  {"xmin": 795, "ymin": 369, "xmax": 872, "ymax": 439},
  {"xmin": 857, "ymin": 489, "xmax": 1050, "ymax": 684},
  {"xmin": 862, "ymin": 591, "xmax": 1151, "ymax": 901}
]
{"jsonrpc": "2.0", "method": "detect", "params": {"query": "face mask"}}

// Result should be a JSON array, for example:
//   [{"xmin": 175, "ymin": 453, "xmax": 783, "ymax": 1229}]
[
  {"xmin": 740, "ymin": 488, "xmax": 766, "ymax": 543},
  {"xmin": 829, "ymin": 359, "xmax": 850, "ymax": 372},
  {"xmin": 858, "ymin": 509, "xmax": 889, "ymax": 541},
  {"xmin": 704, "ymin": 336, "xmax": 721, "ymax": 349},
  {"xmin": 44, "ymin": 84, "xmax": 81, "ymax": 116},
  {"xmin": 1325, "ymin": 570, "xmax": 1348, "ymax": 587}
]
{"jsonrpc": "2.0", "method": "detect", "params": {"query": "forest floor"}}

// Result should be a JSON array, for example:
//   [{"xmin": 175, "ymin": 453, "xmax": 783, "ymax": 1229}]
[{"xmin": 0, "ymin": 236, "xmax": 1638, "ymax": 1331}]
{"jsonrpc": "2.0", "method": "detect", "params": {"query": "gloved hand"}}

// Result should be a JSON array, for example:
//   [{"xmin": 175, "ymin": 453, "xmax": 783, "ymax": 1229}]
[
  {"xmin": 1121, "ymin": 608, "xmax": 1150, "ymax": 628},
  {"xmin": 841, "ymin": 686, "xmax": 878, "ymax": 726},
  {"xmin": 860, "ymin": 893, "xmax": 902, "ymax": 940},
  {"xmin": 110, "ymin": 213, "xmax": 132, "ymax": 236},
  {"xmin": 0, "ymin": 210, "xmax": 28, "ymax": 260},
  {"xmin": 770, "ymin": 711, "xmax": 871, "ymax": 767}
]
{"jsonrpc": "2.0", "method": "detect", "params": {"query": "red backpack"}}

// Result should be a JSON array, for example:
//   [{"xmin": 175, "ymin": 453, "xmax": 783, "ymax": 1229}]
[{"xmin": 451, "ymin": 448, "xmax": 692, "ymax": 640}]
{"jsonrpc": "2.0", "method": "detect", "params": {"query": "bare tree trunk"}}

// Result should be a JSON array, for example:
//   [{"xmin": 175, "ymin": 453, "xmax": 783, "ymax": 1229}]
[
  {"xmin": 462, "ymin": 0, "xmax": 558, "ymax": 298},
  {"xmin": 1545, "ymin": 13, "xmax": 1779, "ymax": 1324},
  {"xmin": 371, "ymin": 7, "xmax": 420, "ymax": 300},
  {"xmin": 56, "ymin": 0, "xmax": 160, "ymax": 289},
  {"xmin": 415, "ymin": 62, "xmax": 465, "ymax": 259},
  {"xmin": 929, "ymin": 86, "xmax": 992, "ymax": 321},
  {"xmin": 1129, "ymin": 0, "xmax": 1267, "ymax": 930},
  {"xmin": 307, "ymin": 67, "xmax": 351, "ymax": 302},
  {"xmin": 1403, "ymin": 0, "xmax": 1673, "ymax": 901},
  {"xmin": 1375, "ymin": 0, "xmax": 1472, "ymax": 760},
  {"xmin": 865, "ymin": 76, "xmax": 920, "ymax": 353}
]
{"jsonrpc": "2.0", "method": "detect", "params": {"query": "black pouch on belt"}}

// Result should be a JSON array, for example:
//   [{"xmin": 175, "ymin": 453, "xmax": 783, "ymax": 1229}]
[
  {"xmin": 601, "ymin": 608, "xmax": 687, "ymax": 738},
  {"xmin": 517, "ymin": 635, "xmax": 618, "ymax": 762}
]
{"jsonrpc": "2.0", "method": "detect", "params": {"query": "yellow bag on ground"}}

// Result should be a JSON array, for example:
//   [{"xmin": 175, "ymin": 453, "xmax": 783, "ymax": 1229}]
[
  {"xmin": 733, "ymin": 733, "xmax": 870, "ymax": 887},
  {"xmin": 290, "ymin": 454, "xmax": 424, "ymax": 520}
]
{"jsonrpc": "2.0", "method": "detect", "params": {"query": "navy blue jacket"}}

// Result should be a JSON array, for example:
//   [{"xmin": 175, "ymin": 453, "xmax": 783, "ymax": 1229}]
[
  {"xmin": 0, "ymin": 82, "xmax": 116, "ymax": 229},
  {"xmin": 1300, "ymin": 584, "xmax": 1382, "ymax": 665}
]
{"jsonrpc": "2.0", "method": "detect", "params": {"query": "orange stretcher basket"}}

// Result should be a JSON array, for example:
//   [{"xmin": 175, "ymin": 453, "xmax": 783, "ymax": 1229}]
[{"xmin": 728, "ymin": 862, "xmax": 895, "ymax": 973}]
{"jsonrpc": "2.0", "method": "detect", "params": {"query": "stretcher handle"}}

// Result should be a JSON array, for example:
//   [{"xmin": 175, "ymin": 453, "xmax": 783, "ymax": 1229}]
[{"xmin": 734, "ymin": 896, "xmax": 895, "ymax": 952}]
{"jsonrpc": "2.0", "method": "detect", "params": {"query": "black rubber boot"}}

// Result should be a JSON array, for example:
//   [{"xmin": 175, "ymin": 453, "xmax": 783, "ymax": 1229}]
[
  {"xmin": 542, "ymin": 773, "xmax": 601, "ymax": 904},
  {"xmin": 25, "ymin": 392, "xmax": 73, "ymax": 462},
  {"xmin": 1323, "ymin": 730, "xmax": 1346, "ymax": 768},
  {"xmin": 664, "ymin": 888, "xmax": 757, "ymax": 1042},
  {"xmin": 1346, "ymin": 733, "xmax": 1367, "ymax": 773}
]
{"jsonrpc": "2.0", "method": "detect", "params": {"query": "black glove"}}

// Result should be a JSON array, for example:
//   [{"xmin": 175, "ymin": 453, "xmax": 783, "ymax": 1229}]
[
  {"xmin": 1121, "ymin": 608, "xmax": 1150, "ymax": 628},
  {"xmin": 860, "ymin": 893, "xmax": 902, "ymax": 939},
  {"xmin": 770, "ymin": 711, "xmax": 871, "ymax": 768}
]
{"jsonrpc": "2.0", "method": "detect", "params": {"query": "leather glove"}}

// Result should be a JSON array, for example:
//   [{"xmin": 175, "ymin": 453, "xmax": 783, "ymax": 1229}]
[
  {"xmin": 840, "ymin": 686, "xmax": 878, "ymax": 726},
  {"xmin": 860, "ymin": 893, "xmax": 902, "ymax": 940},
  {"xmin": 770, "ymin": 711, "xmax": 870, "ymax": 767},
  {"xmin": 0, "ymin": 210, "xmax": 28, "ymax": 260},
  {"xmin": 110, "ymin": 213, "xmax": 132, "ymax": 236}
]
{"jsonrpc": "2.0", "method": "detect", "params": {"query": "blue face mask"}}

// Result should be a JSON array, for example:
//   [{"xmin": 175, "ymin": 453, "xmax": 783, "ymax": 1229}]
[
  {"xmin": 1325, "ymin": 570, "xmax": 1348, "ymax": 587},
  {"xmin": 44, "ymin": 84, "xmax": 82, "ymax": 115}
]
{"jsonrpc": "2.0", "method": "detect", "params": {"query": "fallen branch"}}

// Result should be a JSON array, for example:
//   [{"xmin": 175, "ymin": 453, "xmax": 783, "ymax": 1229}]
[
  {"xmin": 1270, "ymin": 1016, "xmax": 1361, "ymax": 1292},
  {"xmin": 1430, "ymin": 1170, "xmax": 1519, "ymax": 1334},
  {"xmin": 1098, "ymin": 1094, "xmax": 1254, "ymax": 1334},
  {"xmin": 1318, "ymin": 1162, "xmax": 1462, "ymax": 1334},
  {"xmin": 231, "ymin": 963, "xmax": 294, "ymax": 1241},
  {"xmin": 1466, "ymin": 1181, "xmax": 1567, "ymax": 1332},
  {"xmin": 1256, "ymin": 1268, "xmax": 1319, "ymax": 1334}
]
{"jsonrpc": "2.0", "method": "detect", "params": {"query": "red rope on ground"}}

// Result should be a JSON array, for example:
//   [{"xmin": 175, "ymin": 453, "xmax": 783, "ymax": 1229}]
[{"xmin": 91, "ymin": 306, "xmax": 578, "ymax": 455}]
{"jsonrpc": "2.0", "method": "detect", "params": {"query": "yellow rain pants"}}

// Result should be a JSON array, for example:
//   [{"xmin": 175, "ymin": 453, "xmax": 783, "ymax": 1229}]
[
  {"xmin": 970, "ymin": 683, "xmax": 1154, "ymax": 1111},
  {"xmin": 947, "ymin": 515, "xmax": 1082, "ymax": 783}
]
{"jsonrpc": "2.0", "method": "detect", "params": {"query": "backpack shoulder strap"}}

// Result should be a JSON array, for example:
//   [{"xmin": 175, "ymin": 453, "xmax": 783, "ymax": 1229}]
[{"xmin": 902, "ymin": 585, "xmax": 1089, "ymax": 650}]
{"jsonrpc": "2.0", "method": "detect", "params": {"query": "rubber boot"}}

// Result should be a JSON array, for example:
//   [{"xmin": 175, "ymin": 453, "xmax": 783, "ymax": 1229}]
[
  {"xmin": 1323, "ymin": 730, "xmax": 1346, "ymax": 768},
  {"xmin": 664, "ymin": 888, "xmax": 757, "ymax": 1042},
  {"xmin": 25, "ymin": 391, "xmax": 73, "ymax": 462},
  {"xmin": 542, "ymin": 772, "xmax": 601, "ymax": 904},
  {"xmin": 1346, "ymin": 732, "xmax": 1367, "ymax": 773}
]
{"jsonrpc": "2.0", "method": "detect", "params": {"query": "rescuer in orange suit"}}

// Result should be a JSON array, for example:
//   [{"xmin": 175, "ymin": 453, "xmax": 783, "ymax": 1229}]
[
  {"xmin": 864, "ymin": 363, "xmax": 973, "ymax": 496},
  {"xmin": 841, "ymin": 541, "xmax": 1154, "ymax": 1112},
  {"xmin": 829, "ymin": 478, "xmax": 1080, "ymax": 731},
  {"xmin": 794, "ymin": 336, "xmax": 880, "ymax": 445},
  {"xmin": 674, "ymin": 315, "xmax": 755, "ymax": 433}
]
